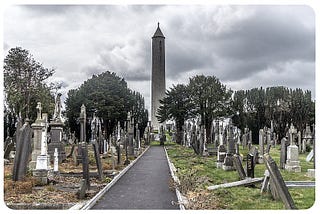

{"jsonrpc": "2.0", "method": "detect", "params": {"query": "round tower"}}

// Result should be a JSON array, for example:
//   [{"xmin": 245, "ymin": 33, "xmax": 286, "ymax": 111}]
[{"xmin": 151, "ymin": 23, "xmax": 166, "ymax": 131}]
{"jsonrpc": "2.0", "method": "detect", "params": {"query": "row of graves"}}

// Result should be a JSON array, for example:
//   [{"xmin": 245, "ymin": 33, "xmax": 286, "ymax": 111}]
[
  {"xmin": 178, "ymin": 117, "xmax": 315, "ymax": 209},
  {"xmin": 4, "ymin": 95, "xmax": 152, "ymax": 208}
]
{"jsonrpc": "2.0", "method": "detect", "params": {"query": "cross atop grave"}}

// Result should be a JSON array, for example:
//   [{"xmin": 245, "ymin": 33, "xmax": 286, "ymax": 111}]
[
  {"xmin": 36, "ymin": 102, "xmax": 42, "ymax": 121},
  {"xmin": 289, "ymin": 123, "xmax": 297, "ymax": 145}
]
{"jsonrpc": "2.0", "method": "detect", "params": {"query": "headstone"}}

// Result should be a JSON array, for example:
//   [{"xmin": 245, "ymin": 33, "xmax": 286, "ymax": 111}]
[
  {"xmin": 258, "ymin": 129, "xmax": 265, "ymax": 163},
  {"xmin": 4, "ymin": 137, "xmax": 14, "ymax": 160},
  {"xmin": 285, "ymin": 124, "xmax": 301, "ymax": 172},
  {"xmin": 260, "ymin": 169, "xmax": 270, "ymax": 193},
  {"xmin": 92, "ymin": 140, "xmax": 103, "ymax": 180},
  {"xmin": 306, "ymin": 149, "xmax": 314, "ymax": 162},
  {"xmin": 29, "ymin": 103, "xmax": 45, "ymax": 170},
  {"xmin": 48, "ymin": 121, "xmax": 66, "ymax": 163},
  {"xmin": 128, "ymin": 112, "xmax": 134, "ymax": 155},
  {"xmin": 77, "ymin": 104, "xmax": 87, "ymax": 165},
  {"xmin": 246, "ymin": 153, "xmax": 255, "ymax": 178},
  {"xmin": 81, "ymin": 142, "xmax": 90, "ymax": 189},
  {"xmin": 263, "ymin": 154, "xmax": 296, "ymax": 209},
  {"xmin": 54, "ymin": 148, "xmax": 59, "ymax": 173},
  {"xmin": 280, "ymin": 138, "xmax": 289, "ymax": 169},
  {"xmin": 216, "ymin": 144, "xmax": 226, "ymax": 168},
  {"xmin": 12, "ymin": 120, "xmax": 32, "ymax": 181},
  {"xmin": 233, "ymin": 154, "xmax": 246, "ymax": 180}
]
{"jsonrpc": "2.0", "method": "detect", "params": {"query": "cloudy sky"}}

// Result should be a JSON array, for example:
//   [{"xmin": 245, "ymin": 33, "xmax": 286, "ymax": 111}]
[{"xmin": 3, "ymin": 4, "xmax": 315, "ymax": 114}]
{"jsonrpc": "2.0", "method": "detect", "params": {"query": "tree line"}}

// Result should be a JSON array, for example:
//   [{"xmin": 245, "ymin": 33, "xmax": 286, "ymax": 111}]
[
  {"xmin": 157, "ymin": 75, "xmax": 315, "ymax": 145},
  {"xmin": 3, "ymin": 47, "xmax": 148, "ymax": 140}
]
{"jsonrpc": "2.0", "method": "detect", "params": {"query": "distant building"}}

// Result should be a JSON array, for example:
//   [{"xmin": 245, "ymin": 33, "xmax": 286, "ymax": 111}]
[{"xmin": 151, "ymin": 23, "xmax": 166, "ymax": 131}]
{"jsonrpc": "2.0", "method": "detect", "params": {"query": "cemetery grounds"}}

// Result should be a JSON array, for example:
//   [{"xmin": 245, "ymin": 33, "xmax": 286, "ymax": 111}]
[
  {"xmin": 164, "ymin": 135, "xmax": 315, "ymax": 210},
  {"xmin": 4, "ymin": 145, "xmax": 144, "ymax": 209}
]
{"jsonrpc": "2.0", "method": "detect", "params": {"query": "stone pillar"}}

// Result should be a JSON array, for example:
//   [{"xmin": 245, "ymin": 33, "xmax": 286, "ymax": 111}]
[
  {"xmin": 258, "ymin": 129, "xmax": 265, "ymax": 163},
  {"xmin": 29, "ymin": 102, "xmax": 45, "ymax": 170},
  {"xmin": 54, "ymin": 148, "xmax": 59, "ymax": 173}
]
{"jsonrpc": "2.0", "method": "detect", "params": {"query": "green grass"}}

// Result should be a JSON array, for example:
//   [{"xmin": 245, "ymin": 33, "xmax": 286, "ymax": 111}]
[{"xmin": 166, "ymin": 142, "xmax": 315, "ymax": 209}]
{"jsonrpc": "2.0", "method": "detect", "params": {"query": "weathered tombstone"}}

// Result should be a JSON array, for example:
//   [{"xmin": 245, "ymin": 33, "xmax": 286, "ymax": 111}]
[
  {"xmin": 233, "ymin": 154, "xmax": 246, "ymax": 180},
  {"xmin": 29, "ymin": 102, "xmax": 45, "ymax": 170},
  {"xmin": 81, "ymin": 142, "xmax": 90, "ymax": 189},
  {"xmin": 246, "ymin": 153, "xmax": 255, "ymax": 178},
  {"xmin": 263, "ymin": 154, "xmax": 296, "ymax": 209},
  {"xmin": 280, "ymin": 138, "xmax": 289, "ymax": 169},
  {"xmin": 128, "ymin": 112, "xmax": 134, "ymax": 155},
  {"xmin": 77, "ymin": 104, "xmax": 86, "ymax": 165},
  {"xmin": 54, "ymin": 148, "xmax": 59, "ymax": 173},
  {"xmin": 285, "ymin": 124, "xmax": 301, "ymax": 172},
  {"xmin": 260, "ymin": 169, "xmax": 270, "ymax": 193},
  {"xmin": 297, "ymin": 131, "xmax": 302, "ymax": 153},
  {"xmin": 258, "ymin": 129, "xmax": 265, "ymax": 163},
  {"xmin": 306, "ymin": 149, "xmax": 314, "ymax": 162},
  {"xmin": 223, "ymin": 124, "xmax": 235, "ymax": 171},
  {"xmin": 4, "ymin": 137, "xmax": 14, "ymax": 160},
  {"xmin": 92, "ymin": 140, "xmax": 103, "ymax": 180},
  {"xmin": 48, "ymin": 94, "xmax": 66, "ymax": 163},
  {"xmin": 250, "ymin": 146, "xmax": 259, "ymax": 165},
  {"xmin": 12, "ymin": 120, "xmax": 32, "ymax": 181},
  {"xmin": 216, "ymin": 144, "xmax": 226, "ymax": 169},
  {"xmin": 33, "ymin": 114, "xmax": 50, "ymax": 185}
]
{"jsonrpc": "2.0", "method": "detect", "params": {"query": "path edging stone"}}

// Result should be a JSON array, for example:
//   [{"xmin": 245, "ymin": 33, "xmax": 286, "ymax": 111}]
[
  {"xmin": 70, "ymin": 146, "xmax": 150, "ymax": 210},
  {"xmin": 164, "ymin": 146, "xmax": 187, "ymax": 210}
]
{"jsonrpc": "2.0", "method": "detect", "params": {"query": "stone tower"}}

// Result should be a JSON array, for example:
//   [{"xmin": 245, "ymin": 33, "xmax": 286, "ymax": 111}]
[{"xmin": 151, "ymin": 23, "xmax": 166, "ymax": 131}]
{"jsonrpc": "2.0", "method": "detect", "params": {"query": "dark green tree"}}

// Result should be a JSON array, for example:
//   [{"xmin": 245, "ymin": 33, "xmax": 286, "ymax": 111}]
[
  {"xmin": 4, "ymin": 47, "xmax": 56, "ymax": 135},
  {"xmin": 157, "ymin": 84, "xmax": 194, "ymax": 145},
  {"xmin": 65, "ymin": 71, "xmax": 148, "ymax": 139},
  {"xmin": 188, "ymin": 75, "xmax": 233, "ymax": 142}
]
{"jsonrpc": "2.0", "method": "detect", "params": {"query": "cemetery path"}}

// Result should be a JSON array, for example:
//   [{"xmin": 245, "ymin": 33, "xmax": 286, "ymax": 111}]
[{"xmin": 91, "ymin": 146, "xmax": 179, "ymax": 209}]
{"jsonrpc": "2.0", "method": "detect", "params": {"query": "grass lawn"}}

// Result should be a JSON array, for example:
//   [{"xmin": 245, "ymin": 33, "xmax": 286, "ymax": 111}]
[{"xmin": 164, "ymin": 136, "xmax": 315, "ymax": 210}]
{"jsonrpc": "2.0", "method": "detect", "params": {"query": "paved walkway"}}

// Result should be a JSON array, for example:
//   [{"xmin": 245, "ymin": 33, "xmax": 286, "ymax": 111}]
[{"xmin": 91, "ymin": 146, "xmax": 179, "ymax": 209}]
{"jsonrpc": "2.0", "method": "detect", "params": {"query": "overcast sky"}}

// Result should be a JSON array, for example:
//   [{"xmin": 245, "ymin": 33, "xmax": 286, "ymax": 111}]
[{"xmin": 3, "ymin": 5, "xmax": 315, "ymax": 114}]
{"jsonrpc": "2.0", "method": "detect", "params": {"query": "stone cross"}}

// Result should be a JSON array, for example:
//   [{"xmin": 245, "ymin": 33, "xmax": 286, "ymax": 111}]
[{"xmin": 289, "ymin": 123, "xmax": 297, "ymax": 146}]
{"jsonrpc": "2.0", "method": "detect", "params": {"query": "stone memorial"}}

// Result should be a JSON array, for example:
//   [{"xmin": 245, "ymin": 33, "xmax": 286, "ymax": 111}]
[
  {"xmin": 264, "ymin": 154, "xmax": 296, "ymax": 209},
  {"xmin": 246, "ymin": 153, "xmax": 255, "ymax": 178},
  {"xmin": 216, "ymin": 144, "xmax": 226, "ymax": 168},
  {"xmin": 285, "ymin": 124, "xmax": 301, "ymax": 172},
  {"xmin": 54, "ymin": 148, "xmax": 59, "ymax": 173},
  {"xmin": 12, "ymin": 120, "xmax": 32, "ymax": 181},
  {"xmin": 233, "ymin": 154, "xmax": 246, "ymax": 180},
  {"xmin": 48, "ymin": 93, "xmax": 66, "ymax": 163}
]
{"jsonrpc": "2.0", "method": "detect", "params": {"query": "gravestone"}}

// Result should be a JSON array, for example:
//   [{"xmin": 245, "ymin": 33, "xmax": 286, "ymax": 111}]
[
  {"xmin": 258, "ymin": 129, "xmax": 265, "ymax": 163},
  {"xmin": 54, "ymin": 148, "xmax": 59, "ymax": 173},
  {"xmin": 4, "ymin": 137, "xmax": 14, "ymax": 160},
  {"xmin": 246, "ymin": 153, "xmax": 255, "ymax": 178},
  {"xmin": 223, "ymin": 124, "xmax": 235, "ymax": 171},
  {"xmin": 12, "ymin": 120, "xmax": 32, "ymax": 181},
  {"xmin": 77, "ymin": 104, "xmax": 87, "ymax": 165},
  {"xmin": 263, "ymin": 154, "xmax": 296, "ymax": 209},
  {"xmin": 306, "ymin": 149, "xmax": 314, "ymax": 162},
  {"xmin": 233, "ymin": 154, "xmax": 246, "ymax": 180},
  {"xmin": 81, "ymin": 142, "xmax": 90, "ymax": 189},
  {"xmin": 128, "ymin": 112, "xmax": 134, "ymax": 155},
  {"xmin": 33, "ymin": 115, "xmax": 50, "ymax": 185},
  {"xmin": 92, "ymin": 140, "xmax": 103, "ymax": 180},
  {"xmin": 280, "ymin": 138, "xmax": 289, "ymax": 169},
  {"xmin": 29, "ymin": 102, "xmax": 45, "ymax": 170},
  {"xmin": 285, "ymin": 124, "xmax": 301, "ymax": 172},
  {"xmin": 216, "ymin": 144, "xmax": 226, "ymax": 169},
  {"xmin": 48, "ymin": 94, "xmax": 66, "ymax": 162}
]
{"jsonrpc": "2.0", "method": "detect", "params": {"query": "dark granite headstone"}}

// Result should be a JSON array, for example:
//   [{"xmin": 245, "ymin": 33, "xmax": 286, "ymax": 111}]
[
  {"xmin": 12, "ymin": 121, "xmax": 32, "ymax": 181},
  {"xmin": 246, "ymin": 153, "xmax": 255, "ymax": 178},
  {"xmin": 81, "ymin": 142, "xmax": 90, "ymax": 189},
  {"xmin": 233, "ymin": 154, "xmax": 246, "ymax": 180},
  {"xmin": 264, "ymin": 154, "xmax": 296, "ymax": 209},
  {"xmin": 92, "ymin": 140, "xmax": 103, "ymax": 180}
]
